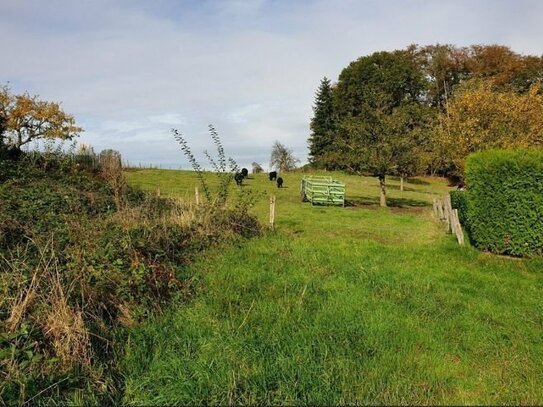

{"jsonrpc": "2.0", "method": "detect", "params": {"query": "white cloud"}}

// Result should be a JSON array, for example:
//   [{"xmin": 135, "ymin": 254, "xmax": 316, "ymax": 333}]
[
  {"xmin": 1, "ymin": 0, "xmax": 543, "ymax": 169},
  {"xmin": 148, "ymin": 113, "xmax": 186, "ymax": 126}
]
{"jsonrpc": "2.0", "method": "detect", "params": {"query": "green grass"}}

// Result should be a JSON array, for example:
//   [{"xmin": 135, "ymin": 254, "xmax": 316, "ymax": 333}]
[{"xmin": 122, "ymin": 169, "xmax": 543, "ymax": 405}]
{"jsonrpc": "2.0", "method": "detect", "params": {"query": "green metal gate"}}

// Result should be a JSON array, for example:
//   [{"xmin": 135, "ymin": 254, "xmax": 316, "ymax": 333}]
[{"xmin": 300, "ymin": 176, "xmax": 345, "ymax": 206}]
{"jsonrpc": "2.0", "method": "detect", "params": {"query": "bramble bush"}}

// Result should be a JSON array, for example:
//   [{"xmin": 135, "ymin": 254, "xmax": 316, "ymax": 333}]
[
  {"xmin": 0, "ymin": 145, "xmax": 260, "ymax": 404},
  {"xmin": 465, "ymin": 149, "xmax": 543, "ymax": 257}
]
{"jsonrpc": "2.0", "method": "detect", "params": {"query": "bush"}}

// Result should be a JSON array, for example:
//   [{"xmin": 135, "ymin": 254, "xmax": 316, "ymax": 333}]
[
  {"xmin": 450, "ymin": 190, "xmax": 469, "ymax": 229},
  {"xmin": 465, "ymin": 149, "xmax": 543, "ymax": 257},
  {"xmin": 0, "ymin": 152, "xmax": 261, "ymax": 404}
]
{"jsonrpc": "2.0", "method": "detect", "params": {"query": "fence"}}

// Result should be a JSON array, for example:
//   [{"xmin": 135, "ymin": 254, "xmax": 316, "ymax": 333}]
[{"xmin": 433, "ymin": 194, "xmax": 464, "ymax": 245}]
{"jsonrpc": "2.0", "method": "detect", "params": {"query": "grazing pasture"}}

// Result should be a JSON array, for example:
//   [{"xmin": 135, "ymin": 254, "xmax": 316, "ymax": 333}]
[{"xmin": 123, "ymin": 169, "xmax": 543, "ymax": 405}]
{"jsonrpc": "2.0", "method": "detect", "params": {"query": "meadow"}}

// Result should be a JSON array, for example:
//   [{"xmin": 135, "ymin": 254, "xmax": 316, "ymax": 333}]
[{"xmin": 122, "ymin": 169, "xmax": 543, "ymax": 405}]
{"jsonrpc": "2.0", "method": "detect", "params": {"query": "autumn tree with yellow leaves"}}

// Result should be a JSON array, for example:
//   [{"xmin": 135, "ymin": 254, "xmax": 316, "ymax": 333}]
[
  {"xmin": 437, "ymin": 79, "xmax": 543, "ymax": 175},
  {"xmin": 0, "ymin": 85, "xmax": 82, "ymax": 152}
]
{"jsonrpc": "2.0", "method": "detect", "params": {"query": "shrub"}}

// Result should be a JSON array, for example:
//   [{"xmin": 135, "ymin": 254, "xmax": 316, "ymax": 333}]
[
  {"xmin": 465, "ymin": 149, "xmax": 543, "ymax": 257},
  {"xmin": 450, "ymin": 190, "xmax": 469, "ymax": 229},
  {"xmin": 0, "ymin": 150, "xmax": 261, "ymax": 404}
]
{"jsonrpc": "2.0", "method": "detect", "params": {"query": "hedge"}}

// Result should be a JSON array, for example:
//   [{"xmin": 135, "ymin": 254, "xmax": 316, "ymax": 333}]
[
  {"xmin": 465, "ymin": 149, "xmax": 543, "ymax": 257},
  {"xmin": 450, "ymin": 190, "xmax": 469, "ymax": 229}
]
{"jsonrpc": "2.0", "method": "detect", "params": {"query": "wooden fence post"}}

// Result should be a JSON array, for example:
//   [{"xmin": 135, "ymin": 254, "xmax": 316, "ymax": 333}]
[
  {"xmin": 437, "ymin": 197, "xmax": 444, "ymax": 220},
  {"xmin": 452, "ymin": 209, "xmax": 465, "ymax": 245},
  {"xmin": 269, "ymin": 195, "xmax": 276, "ymax": 230},
  {"xmin": 195, "ymin": 187, "xmax": 200, "ymax": 205},
  {"xmin": 434, "ymin": 195, "xmax": 465, "ymax": 246},
  {"xmin": 450, "ymin": 209, "xmax": 457, "ymax": 236},
  {"xmin": 443, "ymin": 194, "xmax": 452, "ymax": 232}
]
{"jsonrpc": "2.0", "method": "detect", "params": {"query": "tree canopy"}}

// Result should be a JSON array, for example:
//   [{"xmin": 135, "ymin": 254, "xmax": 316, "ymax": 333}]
[
  {"xmin": 326, "ymin": 50, "xmax": 431, "ymax": 206},
  {"xmin": 437, "ymin": 80, "xmax": 543, "ymax": 174},
  {"xmin": 0, "ymin": 85, "xmax": 82, "ymax": 152},
  {"xmin": 307, "ymin": 43, "xmax": 543, "ymax": 197},
  {"xmin": 270, "ymin": 141, "xmax": 300, "ymax": 172}
]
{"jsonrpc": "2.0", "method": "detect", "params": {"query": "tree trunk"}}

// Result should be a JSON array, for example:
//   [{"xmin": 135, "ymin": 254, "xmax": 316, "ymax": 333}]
[
  {"xmin": 400, "ymin": 175, "xmax": 404, "ymax": 192},
  {"xmin": 379, "ymin": 175, "xmax": 387, "ymax": 207},
  {"xmin": 16, "ymin": 131, "xmax": 24, "ymax": 150}
]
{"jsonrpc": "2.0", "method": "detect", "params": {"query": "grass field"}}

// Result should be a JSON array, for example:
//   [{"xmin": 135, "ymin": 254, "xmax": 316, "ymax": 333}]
[{"xmin": 122, "ymin": 169, "xmax": 543, "ymax": 405}]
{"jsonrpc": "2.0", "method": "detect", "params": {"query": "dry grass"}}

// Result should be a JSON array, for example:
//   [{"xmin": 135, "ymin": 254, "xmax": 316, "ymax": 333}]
[
  {"xmin": 116, "ymin": 302, "xmax": 138, "ymax": 328},
  {"xmin": 1, "ymin": 244, "xmax": 93, "ymax": 404},
  {"xmin": 43, "ymin": 268, "xmax": 92, "ymax": 371},
  {"xmin": 5, "ymin": 270, "xmax": 39, "ymax": 334},
  {"xmin": 4, "ymin": 240, "xmax": 54, "ymax": 333},
  {"xmin": 113, "ymin": 195, "xmax": 200, "ymax": 231},
  {"xmin": 3, "ymin": 244, "xmax": 93, "ymax": 373}
]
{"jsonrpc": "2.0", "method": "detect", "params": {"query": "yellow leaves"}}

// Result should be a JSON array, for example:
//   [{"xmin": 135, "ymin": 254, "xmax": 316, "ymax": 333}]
[
  {"xmin": 0, "ymin": 85, "xmax": 82, "ymax": 148},
  {"xmin": 439, "ymin": 79, "xmax": 543, "ymax": 173}
]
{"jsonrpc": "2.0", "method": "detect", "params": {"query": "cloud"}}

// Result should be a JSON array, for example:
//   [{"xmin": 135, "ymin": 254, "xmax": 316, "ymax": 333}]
[{"xmin": 1, "ymin": 0, "xmax": 543, "ymax": 168}]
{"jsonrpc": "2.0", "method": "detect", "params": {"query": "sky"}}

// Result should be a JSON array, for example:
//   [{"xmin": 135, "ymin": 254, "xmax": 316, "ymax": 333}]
[{"xmin": 1, "ymin": 0, "xmax": 543, "ymax": 170}]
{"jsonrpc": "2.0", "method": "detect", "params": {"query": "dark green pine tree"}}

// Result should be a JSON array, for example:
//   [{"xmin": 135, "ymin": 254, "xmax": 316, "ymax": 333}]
[{"xmin": 308, "ymin": 77, "xmax": 336, "ymax": 167}]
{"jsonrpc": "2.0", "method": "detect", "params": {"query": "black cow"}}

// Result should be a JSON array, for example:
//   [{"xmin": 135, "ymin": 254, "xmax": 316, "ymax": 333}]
[
  {"xmin": 269, "ymin": 171, "xmax": 277, "ymax": 181},
  {"xmin": 277, "ymin": 177, "xmax": 284, "ymax": 188},
  {"xmin": 234, "ymin": 172, "xmax": 244, "ymax": 186},
  {"xmin": 241, "ymin": 168, "xmax": 249, "ymax": 178}
]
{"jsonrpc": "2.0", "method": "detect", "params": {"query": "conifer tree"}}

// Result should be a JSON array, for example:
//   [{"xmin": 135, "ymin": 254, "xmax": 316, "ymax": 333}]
[{"xmin": 308, "ymin": 77, "xmax": 336, "ymax": 167}]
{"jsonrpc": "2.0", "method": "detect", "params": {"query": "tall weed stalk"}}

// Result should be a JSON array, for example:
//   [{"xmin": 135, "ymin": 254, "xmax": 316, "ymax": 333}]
[
  {"xmin": 172, "ymin": 128, "xmax": 210, "ymax": 200},
  {"xmin": 173, "ymin": 125, "xmax": 240, "ymax": 208}
]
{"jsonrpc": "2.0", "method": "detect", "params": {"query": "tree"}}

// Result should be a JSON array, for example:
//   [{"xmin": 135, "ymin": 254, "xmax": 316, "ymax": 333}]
[
  {"xmin": 466, "ymin": 45, "xmax": 523, "ymax": 87},
  {"xmin": 0, "ymin": 115, "xmax": 6, "ymax": 153},
  {"xmin": 395, "ymin": 109, "xmax": 434, "ymax": 191},
  {"xmin": 437, "ymin": 79, "xmax": 543, "ymax": 175},
  {"xmin": 270, "ymin": 141, "xmax": 300, "ymax": 172},
  {"xmin": 412, "ymin": 43, "xmax": 543, "ymax": 175},
  {"xmin": 509, "ymin": 55, "xmax": 543, "ymax": 93},
  {"xmin": 0, "ymin": 85, "xmax": 11, "ymax": 151},
  {"xmin": 414, "ymin": 44, "xmax": 543, "ymax": 104},
  {"xmin": 251, "ymin": 161, "xmax": 264, "ymax": 174},
  {"xmin": 0, "ymin": 85, "xmax": 82, "ymax": 152},
  {"xmin": 308, "ymin": 77, "xmax": 336, "ymax": 168},
  {"xmin": 309, "ymin": 44, "xmax": 543, "ymax": 186},
  {"xmin": 332, "ymin": 50, "xmax": 430, "ymax": 206},
  {"xmin": 339, "ymin": 104, "xmax": 432, "ymax": 206},
  {"xmin": 415, "ymin": 44, "xmax": 470, "ymax": 109},
  {"xmin": 333, "ymin": 50, "xmax": 427, "ymax": 118}
]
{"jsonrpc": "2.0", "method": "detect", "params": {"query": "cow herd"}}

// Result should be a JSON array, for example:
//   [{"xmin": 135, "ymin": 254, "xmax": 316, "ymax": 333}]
[{"xmin": 235, "ymin": 168, "xmax": 284, "ymax": 188}]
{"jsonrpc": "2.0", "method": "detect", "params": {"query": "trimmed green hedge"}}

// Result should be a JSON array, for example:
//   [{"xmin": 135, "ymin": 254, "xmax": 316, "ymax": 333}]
[
  {"xmin": 450, "ymin": 190, "xmax": 469, "ymax": 229},
  {"xmin": 465, "ymin": 149, "xmax": 543, "ymax": 257}
]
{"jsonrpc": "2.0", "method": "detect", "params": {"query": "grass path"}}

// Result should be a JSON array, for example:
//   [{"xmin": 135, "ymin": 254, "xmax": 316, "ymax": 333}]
[{"xmin": 122, "ymin": 170, "xmax": 543, "ymax": 405}]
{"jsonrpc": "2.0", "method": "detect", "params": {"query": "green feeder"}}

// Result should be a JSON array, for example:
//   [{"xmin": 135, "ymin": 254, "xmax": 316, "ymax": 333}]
[{"xmin": 300, "ymin": 176, "xmax": 345, "ymax": 206}]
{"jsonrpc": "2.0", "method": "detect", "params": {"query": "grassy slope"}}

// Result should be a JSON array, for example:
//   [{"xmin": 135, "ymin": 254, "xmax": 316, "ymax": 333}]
[{"xmin": 123, "ymin": 170, "xmax": 543, "ymax": 405}]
